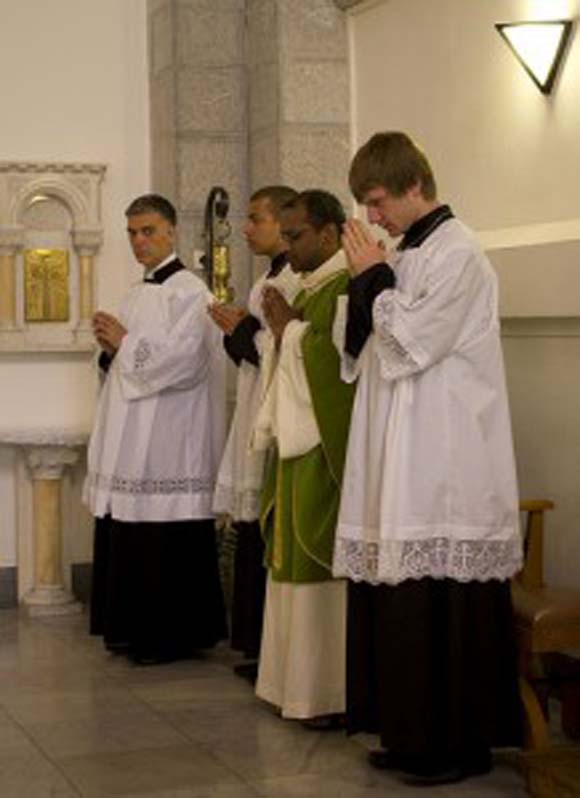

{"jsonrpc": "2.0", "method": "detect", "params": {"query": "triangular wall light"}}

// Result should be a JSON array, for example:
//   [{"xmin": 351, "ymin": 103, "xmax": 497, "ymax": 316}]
[{"xmin": 495, "ymin": 20, "xmax": 574, "ymax": 94}]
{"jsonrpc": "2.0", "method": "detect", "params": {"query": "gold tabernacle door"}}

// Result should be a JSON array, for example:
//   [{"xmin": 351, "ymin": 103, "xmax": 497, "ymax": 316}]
[{"xmin": 24, "ymin": 249, "xmax": 70, "ymax": 322}]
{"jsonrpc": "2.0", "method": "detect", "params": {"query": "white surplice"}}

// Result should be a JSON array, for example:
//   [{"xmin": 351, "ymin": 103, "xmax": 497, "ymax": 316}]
[
  {"xmin": 85, "ymin": 263, "xmax": 226, "ymax": 522},
  {"xmin": 333, "ymin": 219, "xmax": 523, "ymax": 585},
  {"xmin": 213, "ymin": 264, "xmax": 301, "ymax": 521}
]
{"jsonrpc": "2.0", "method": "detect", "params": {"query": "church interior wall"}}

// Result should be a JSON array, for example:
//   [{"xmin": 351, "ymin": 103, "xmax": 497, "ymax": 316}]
[
  {"xmin": 0, "ymin": 0, "xmax": 150, "ymax": 602},
  {"xmin": 348, "ymin": 0, "xmax": 580, "ymax": 588}
]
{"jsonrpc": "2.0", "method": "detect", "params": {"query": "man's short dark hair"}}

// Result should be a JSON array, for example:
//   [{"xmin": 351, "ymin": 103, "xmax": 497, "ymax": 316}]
[
  {"xmin": 250, "ymin": 185, "xmax": 298, "ymax": 219},
  {"xmin": 283, "ymin": 189, "xmax": 346, "ymax": 237},
  {"xmin": 125, "ymin": 194, "xmax": 177, "ymax": 226},
  {"xmin": 349, "ymin": 132, "xmax": 437, "ymax": 202}
]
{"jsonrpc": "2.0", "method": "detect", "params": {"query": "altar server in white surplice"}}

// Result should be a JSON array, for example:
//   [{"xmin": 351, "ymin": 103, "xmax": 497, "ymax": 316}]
[
  {"xmin": 86, "ymin": 194, "xmax": 227, "ymax": 665},
  {"xmin": 332, "ymin": 133, "xmax": 523, "ymax": 786},
  {"xmin": 209, "ymin": 185, "xmax": 300, "ymax": 684}
]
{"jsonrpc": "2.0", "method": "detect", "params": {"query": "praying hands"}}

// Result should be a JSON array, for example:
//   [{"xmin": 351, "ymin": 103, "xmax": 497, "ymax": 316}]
[
  {"xmin": 261, "ymin": 285, "xmax": 301, "ymax": 346},
  {"xmin": 342, "ymin": 218, "xmax": 387, "ymax": 277}
]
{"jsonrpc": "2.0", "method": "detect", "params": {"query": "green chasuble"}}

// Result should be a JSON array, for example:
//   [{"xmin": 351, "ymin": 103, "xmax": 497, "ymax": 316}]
[{"xmin": 260, "ymin": 266, "xmax": 356, "ymax": 583}]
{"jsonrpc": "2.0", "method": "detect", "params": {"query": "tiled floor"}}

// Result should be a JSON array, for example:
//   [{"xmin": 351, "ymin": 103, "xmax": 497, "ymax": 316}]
[{"xmin": 0, "ymin": 608, "xmax": 528, "ymax": 797}]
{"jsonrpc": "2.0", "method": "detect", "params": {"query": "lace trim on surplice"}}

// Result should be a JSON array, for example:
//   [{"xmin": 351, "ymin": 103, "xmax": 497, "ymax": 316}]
[
  {"xmin": 134, "ymin": 338, "xmax": 153, "ymax": 371},
  {"xmin": 333, "ymin": 536, "xmax": 523, "ymax": 585},
  {"xmin": 372, "ymin": 292, "xmax": 419, "ymax": 378},
  {"xmin": 88, "ymin": 472, "xmax": 214, "ymax": 496}
]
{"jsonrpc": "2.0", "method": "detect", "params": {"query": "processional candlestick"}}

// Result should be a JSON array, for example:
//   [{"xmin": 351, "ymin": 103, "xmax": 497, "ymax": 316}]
[{"xmin": 202, "ymin": 186, "xmax": 233, "ymax": 303}]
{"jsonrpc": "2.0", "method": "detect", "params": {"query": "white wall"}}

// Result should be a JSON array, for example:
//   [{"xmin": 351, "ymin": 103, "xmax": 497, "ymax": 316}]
[
  {"xmin": 348, "ymin": 0, "xmax": 580, "ymax": 587},
  {"xmin": 0, "ymin": 0, "xmax": 150, "ymax": 569}
]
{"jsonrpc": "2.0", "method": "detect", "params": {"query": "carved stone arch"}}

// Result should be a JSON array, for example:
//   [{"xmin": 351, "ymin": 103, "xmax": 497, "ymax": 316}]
[
  {"xmin": 10, "ymin": 177, "xmax": 89, "ymax": 230},
  {"xmin": 0, "ymin": 161, "xmax": 106, "ymax": 350}
]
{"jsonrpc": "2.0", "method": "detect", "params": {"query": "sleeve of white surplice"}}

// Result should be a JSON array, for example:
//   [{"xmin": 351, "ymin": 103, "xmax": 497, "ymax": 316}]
[
  {"xmin": 115, "ymin": 287, "xmax": 211, "ymax": 400},
  {"xmin": 275, "ymin": 319, "xmax": 321, "ymax": 459},
  {"xmin": 372, "ymin": 246, "xmax": 485, "ymax": 381},
  {"xmin": 332, "ymin": 294, "xmax": 365, "ymax": 384}
]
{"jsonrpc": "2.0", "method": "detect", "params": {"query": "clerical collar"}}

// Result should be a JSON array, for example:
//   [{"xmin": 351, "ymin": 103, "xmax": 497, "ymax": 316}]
[
  {"xmin": 143, "ymin": 254, "xmax": 184, "ymax": 284},
  {"xmin": 300, "ymin": 248, "xmax": 347, "ymax": 294},
  {"xmin": 399, "ymin": 204, "xmax": 454, "ymax": 250},
  {"xmin": 267, "ymin": 251, "xmax": 289, "ymax": 279}
]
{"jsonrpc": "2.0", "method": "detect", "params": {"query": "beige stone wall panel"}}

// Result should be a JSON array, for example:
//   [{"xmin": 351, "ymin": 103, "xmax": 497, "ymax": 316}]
[
  {"xmin": 148, "ymin": 0, "xmax": 172, "ymax": 14},
  {"xmin": 249, "ymin": 131, "xmax": 281, "ymax": 191},
  {"xmin": 176, "ymin": 211, "xmax": 204, "ymax": 268},
  {"xmin": 278, "ymin": 0, "xmax": 347, "ymax": 61},
  {"xmin": 175, "ymin": 4, "xmax": 245, "ymax": 68},
  {"xmin": 150, "ymin": 71, "xmax": 177, "ymax": 199},
  {"xmin": 281, "ymin": 125, "xmax": 351, "ymax": 207},
  {"xmin": 150, "ymin": 4, "xmax": 174, "ymax": 77},
  {"xmin": 176, "ymin": 0, "xmax": 245, "ymax": 11},
  {"xmin": 247, "ymin": 0, "xmax": 279, "ymax": 68},
  {"xmin": 176, "ymin": 66, "xmax": 247, "ymax": 134},
  {"xmin": 282, "ymin": 60, "xmax": 349, "ymax": 124},
  {"xmin": 177, "ymin": 137, "xmax": 247, "ymax": 214},
  {"xmin": 249, "ymin": 62, "xmax": 279, "ymax": 135}
]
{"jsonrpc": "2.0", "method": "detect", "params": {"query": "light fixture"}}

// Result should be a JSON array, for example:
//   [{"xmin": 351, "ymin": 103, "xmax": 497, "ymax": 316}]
[{"xmin": 495, "ymin": 20, "xmax": 574, "ymax": 94}]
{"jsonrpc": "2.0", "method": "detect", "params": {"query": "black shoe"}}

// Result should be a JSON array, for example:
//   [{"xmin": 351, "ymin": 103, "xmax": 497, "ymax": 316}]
[
  {"xmin": 401, "ymin": 750, "xmax": 492, "ymax": 786},
  {"xmin": 302, "ymin": 713, "xmax": 346, "ymax": 731},
  {"xmin": 233, "ymin": 661, "xmax": 259, "ymax": 684},
  {"xmin": 105, "ymin": 641, "xmax": 130, "ymax": 655},
  {"xmin": 367, "ymin": 749, "xmax": 407, "ymax": 771},
  {"xmin": 402, "ymin": 766, "xmax": 465, "ymax": 786},
  {"xmin": 130, "ymin": 652, "xmax": 176, "ymax": 666},
  {"xmin": 461, "ymin": 748, "xmax": 492, "ymax": 777}
]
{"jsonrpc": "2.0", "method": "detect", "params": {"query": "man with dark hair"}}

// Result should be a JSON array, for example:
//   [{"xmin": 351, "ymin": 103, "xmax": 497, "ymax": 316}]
[
  {"xmin": 86, "ymin": 193, "xmax": 227, "ymax": 664},
  {"xmin": 209, "ymin": 185, "xmax": 300, "ymax": 683},
  {"xmin": 251, "ymin": 189, "xmax": 356, "ymax": 726},
  {"xmin": 332, "ymin": 132, "xmax": 522, "ymax": 784}
]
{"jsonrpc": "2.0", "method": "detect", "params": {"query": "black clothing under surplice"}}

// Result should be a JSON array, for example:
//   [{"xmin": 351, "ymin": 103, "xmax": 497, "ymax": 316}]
[
  {"xmin": 346, "ymin": 578, "xmax": 522, "ymax": 769},
  {"xmin": 90, "ymin": 516, "xmax": 227, "ymax": 661},
  {"xmin": 230, "ymin": 520, "xmax": 266, "ymax": 660}
]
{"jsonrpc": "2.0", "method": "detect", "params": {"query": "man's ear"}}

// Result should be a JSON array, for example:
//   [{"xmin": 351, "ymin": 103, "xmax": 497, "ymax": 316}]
[
  {"xmin": 321, "ymin": 222, "xmax": 340, "ymax": 248},
  {"xmin": 409, "ymin": 181, "xmax": 422, "ymax": 200}
]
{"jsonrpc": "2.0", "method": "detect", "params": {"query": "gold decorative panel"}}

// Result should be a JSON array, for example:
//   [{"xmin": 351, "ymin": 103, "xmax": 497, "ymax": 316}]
[{"xmin": 24, "ymin": 249, "xmax": 70, "ymax": 322}]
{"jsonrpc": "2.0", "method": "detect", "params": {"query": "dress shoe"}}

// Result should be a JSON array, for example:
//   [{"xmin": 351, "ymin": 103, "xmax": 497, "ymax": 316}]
[
  {"xmin": 401, "ymin": 750, "xmax": 492, "ymax": 786},
  {"xmin": 233, "ymin": 660, "xmax": 258, "ymax": 684},
  {"xmin": 130, "ymin": 652, "xmax": 176, "ymax": 666},
  {"xmin": 367, "ymin": 748, "xmax": 407, "ymax": 770},
  {"xmin": 302, "ymin": 713, "xmax": 346, "ymax": 731}
]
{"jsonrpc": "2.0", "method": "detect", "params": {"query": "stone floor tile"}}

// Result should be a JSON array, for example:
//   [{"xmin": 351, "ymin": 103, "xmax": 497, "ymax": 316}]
[
  {"xmin": 250, "ymin": 765, "xmax": 528, "ymax": 798},
  {"xmin": 0, "ymin": 684, "xmax": 148, "ymax": 726},
  {"xmin": 58, "ymin": 744, "xmax": 246, "ymax": 795},
  {"xmin": 0, "ymin": 750, "xmax": 80, "ymax": 798},
  {"xmin": 130, "ymin": 674, "xmax": 252, "ymax": 707},
  {"xmin": 24, "ymin": 704, "xmax": 189, "ymax": 758}
]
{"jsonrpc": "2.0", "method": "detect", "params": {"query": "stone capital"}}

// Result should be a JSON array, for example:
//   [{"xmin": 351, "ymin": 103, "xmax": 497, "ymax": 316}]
[
  {"xmin": 24, "ymin": 446, "xmax": 80, "ymax": 480},
  {"xmin": 0, "ymin": 226, "xmax": 25, "ymax": 255},
  {"xmin": 72, "ymin": 228, "xmax": 104, "ymax": 256}
]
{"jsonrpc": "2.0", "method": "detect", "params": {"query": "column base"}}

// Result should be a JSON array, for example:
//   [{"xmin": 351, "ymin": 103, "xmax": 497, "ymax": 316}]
[{"xmin": 22, "ymin": 585, "xmax": 83, "ymax": 617}]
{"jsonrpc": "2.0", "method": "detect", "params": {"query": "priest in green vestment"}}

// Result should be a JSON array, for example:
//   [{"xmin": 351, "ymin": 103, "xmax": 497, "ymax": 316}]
[{"xmin": 251, "ymin": 190, "xmax": 356, "ymax": 726}]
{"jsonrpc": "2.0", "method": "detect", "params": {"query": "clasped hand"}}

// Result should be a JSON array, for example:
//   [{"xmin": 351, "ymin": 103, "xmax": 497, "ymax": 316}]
[
  {"xmin": 342, "ymin": 218, "xmax": 387, "ymax": 276},
  {"xmin": 208, "ymin": 303, "xmax": 248, "ymax": 335},
  {"xmin": 262, "ymin": 286, "xmax": 301, "ymax": 346},
  {"xmin": 92, "ymin": 311, "xmax": 127, "ymax": 354}
]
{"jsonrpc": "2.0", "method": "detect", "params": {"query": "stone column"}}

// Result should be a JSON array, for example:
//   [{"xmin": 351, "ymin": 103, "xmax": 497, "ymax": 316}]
[
  {"xmin": 22, "ymin": 446, "xmax": 82, "ymax": 616},
  {"xmin": 72, "ymin": 228, "xmax": 103, "ymax": 329},
  {"xmin": 148, "ymin": 0, "xmax": 250, "ymax": 299},
  {"xmin": 248, "ymin": 0, "xmax": 351, "ymax": 207},
  {"xmin": 0, "ymin": 227, "xmax": 24, "ymax": 328}
]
